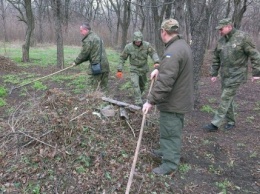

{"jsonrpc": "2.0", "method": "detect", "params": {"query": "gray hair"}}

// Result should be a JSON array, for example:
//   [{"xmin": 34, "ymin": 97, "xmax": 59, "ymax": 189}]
[{"xmin": 81, "ymin": 22, "xmax": 91, "ymax": 30}]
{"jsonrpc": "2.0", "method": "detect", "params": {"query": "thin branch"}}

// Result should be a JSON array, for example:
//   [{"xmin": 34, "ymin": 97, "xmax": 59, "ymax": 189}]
[
  {"xmin": 125, "ymin": 120, "xmax": 136, "ymax": 137},
  {"xmin": 17, "ymin": 130, "xmax": 71, "ymax": 155},
  {"xmin": 123, "ymin": 0, "xmax": 175, "ymax": 8}
]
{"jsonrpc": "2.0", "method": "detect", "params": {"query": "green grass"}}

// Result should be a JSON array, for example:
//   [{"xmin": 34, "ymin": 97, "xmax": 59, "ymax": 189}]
[
  {"xmin": 200, "ymin": 104, "xmax": 215, "ymax": 113},
  {"xmin": 215, "ymin": 179, "xmax": 232, "ymax": 194},
  {"xmin": 0, "ymin": 42, "xmax": 121, "ymax": 96},
  {"xmin": 178, "ymin": 163, "xmax": 192, "ymax": 174},
  {"xmin": 0, "ymin": 42, "xmax": 119, "ymax": 69},
  {"xmin": 0, "ymin": 98, "xmax": 7, "ymax": 106},
  {"xmin": 32, "ymin": 81, "xmax": 47, "ymax": 91},
  {"xmin": 0, "ymin": 86, "xmax": 7, "ymax": 97}
]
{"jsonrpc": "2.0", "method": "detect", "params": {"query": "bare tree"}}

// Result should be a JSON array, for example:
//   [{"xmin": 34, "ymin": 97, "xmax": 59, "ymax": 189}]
[
  {"xmin": 173, "ymin": 0, "xmax": 186, "ymax": 39},
  {"xmin": 51, "ymin": 0, "xmax": 64, "ymax": 68},
  {"xmin": 137, "ymin": 1, "xmax": 146, "ymax": 33},
  {"xmin": 22, "ymin": 0, "xmax": 34, "ymax": 61},
  {"xmin": 7, "ymin": 0, "xmax": 35, "ymax": 62},
  {"xmin": 64, "ymin": 0, "xmax": 70, "ymax": 33},
  {"xmin": 99, "ymin": 0, "xmax": 120, "ymax": 47},
  {"xmin": 150, "ymin": 0, "xmax": 174, "ymax": 57},
  {"xmin": 187, "ymin": 0, "xmax": 218, "ymax": 108},
  {"xmin": 71, "ymin": 0, "xmax": 99, "ymax": 21},
  {"xmin": 225, "ymin": 0, "xmax": 232, "ymax": 17},
  {"xmin": 34, "ymin": 0, "xmax": 47, "ymax": 43},
  {"xmin": 0, "ymin": 0, "xmax": 9, "ymax": 42},
  {"xmin": 108, "ymin": 0, "xmax": 132, "ymax": 50},
  {"xmin": 232, "ymin": 0, "xmax": 249, "ymax": 29}
]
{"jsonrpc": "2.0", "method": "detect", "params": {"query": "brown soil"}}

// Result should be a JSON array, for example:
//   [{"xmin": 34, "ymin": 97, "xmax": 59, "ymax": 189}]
[{"xmin": 0, "ymin": 55, "xmax": 259, "ymax": 193}]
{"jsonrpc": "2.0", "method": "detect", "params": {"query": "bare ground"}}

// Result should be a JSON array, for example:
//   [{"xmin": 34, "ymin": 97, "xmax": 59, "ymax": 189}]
[{"xmin": 0, "ymin": 55, "xmax": 259, "ymax": 193}]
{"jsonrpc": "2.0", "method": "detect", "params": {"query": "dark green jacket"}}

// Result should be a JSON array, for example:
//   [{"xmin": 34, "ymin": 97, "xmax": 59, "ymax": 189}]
[
  {"xmin": 147, "ymin": 35, "xmax": 194, "ymax": 114},
  {"xmin": 118, "ymin": 41, "xmax": 160, "ymax": 73},
  {"xmin": 211, "ymin": 28, "xmax": 260, "ymax": 87},
  {"xmin": 74, "ymin": 31, "xmax": 110, "ymax": 74}
]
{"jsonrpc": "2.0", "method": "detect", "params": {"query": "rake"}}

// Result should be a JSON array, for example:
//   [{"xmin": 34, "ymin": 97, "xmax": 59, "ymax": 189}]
[
  {"xmin": 9, "ymin": 64, "xmax": 75, "ymax": 94},
  {"xmin": 125, "ymin": 78, "xmax": 155, "ymax": 194}
]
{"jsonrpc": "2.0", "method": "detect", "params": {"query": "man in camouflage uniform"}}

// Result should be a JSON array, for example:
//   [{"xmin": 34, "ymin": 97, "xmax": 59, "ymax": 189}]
[
  {"xmin": 203, "ymin": 18, "xmax": 260, "ymax": 132},
  {"xmin": 73, "ymin": 23, "xmax": 110, "ymax": 91},
  {"xmin": 116, "ymin": 31, "xmax": 160, "ymax": 106}
]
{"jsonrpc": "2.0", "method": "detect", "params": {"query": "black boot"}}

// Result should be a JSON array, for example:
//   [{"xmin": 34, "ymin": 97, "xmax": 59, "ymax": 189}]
[{"xmin": 202, "ymin": 123, "xmax": 218, "ymax": 132}]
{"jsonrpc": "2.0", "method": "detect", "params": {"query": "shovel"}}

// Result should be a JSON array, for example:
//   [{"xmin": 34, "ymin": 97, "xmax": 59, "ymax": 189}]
[{"xmin": 9, "ymin": 64, "xmax": 75, "ymax": 94}]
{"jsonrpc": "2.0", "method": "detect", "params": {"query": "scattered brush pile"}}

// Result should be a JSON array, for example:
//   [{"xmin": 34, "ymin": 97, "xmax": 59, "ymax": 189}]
[
  {"xmin": 0, "ymin": 55, "xmax": 23, "ymax": 73},
  {"xmin": 0, "ymin": 88, "xmax": 169, "ymax": 193}
]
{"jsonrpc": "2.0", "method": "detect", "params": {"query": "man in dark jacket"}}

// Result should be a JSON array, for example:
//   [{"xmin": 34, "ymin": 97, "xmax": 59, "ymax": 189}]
[
  {"xmin": 203, "ymin": 18, "xmax": 260, "ymax": 132},
  {"xmin": 72, "ymin": 22, "xmax": 110, "ymax": 91},
  {"xmin": 142, "ymin": 19, "xmax": 194, "ymax": 175}
]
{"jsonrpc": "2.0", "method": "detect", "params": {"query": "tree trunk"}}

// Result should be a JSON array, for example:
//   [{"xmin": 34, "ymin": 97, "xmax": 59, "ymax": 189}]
[
  {"xmin": 187, "ymin": 0, "xmax": 218, "ymax": 108},
  {"xmin": 0, "ymin": 0, "xmax": 9, "ymax": 42},
  {"xmin": 120, "ymin": 0, "xmax": 131, "ymax": 50},
  {"xmin": 35, "ymin": 0, "xmax": 44, "ymax": 43},
  {"xmin": 151, "ymin": 0, "xmax": 164, "ymax": 57},
  {"xmin": 52, "ymin": 0, "xmax": 64, "ymax": 69},
  {"xmin": 232, "ymin": 0, "xmax": 247, "ymax": 29},
  {"xmin": 22, "ymin": 0, "xmax": 34, "ymax": 62},
  {"xmin": 108, "ymin": 0, "xmax": 131, "ymax": 51},
  {"xmin": 174, "ymin": 0, "xmax": 186, "ymax": 40}
]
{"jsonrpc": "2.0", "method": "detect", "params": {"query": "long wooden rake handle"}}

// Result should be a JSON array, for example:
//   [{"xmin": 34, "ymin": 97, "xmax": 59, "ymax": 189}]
[
  {"xmin": 125, "ymin": 113, "xmax": 146, "ymax": 193},
  {"xmin": 125, "ymin": 78, "xmax": 155, "ymax": 194},
  {"xmin": 9, "ymin": 65, "xmax": 75, "ymax": 94}
]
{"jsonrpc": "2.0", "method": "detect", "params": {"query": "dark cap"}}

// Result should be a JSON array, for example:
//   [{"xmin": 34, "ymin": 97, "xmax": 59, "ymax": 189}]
[
  {"xmin": 161, "ymin": 18, "xmax": 179, "ymax": 31},
  {"xmin": 216, "ymin": 18, "xmax": 232, "ymax": 30}
]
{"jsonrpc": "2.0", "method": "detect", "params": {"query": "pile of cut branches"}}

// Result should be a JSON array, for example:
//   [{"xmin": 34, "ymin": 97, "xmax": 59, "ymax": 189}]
[{"xmin": 0, "ymin": 88, "xmax": 161, "ymax": 193}]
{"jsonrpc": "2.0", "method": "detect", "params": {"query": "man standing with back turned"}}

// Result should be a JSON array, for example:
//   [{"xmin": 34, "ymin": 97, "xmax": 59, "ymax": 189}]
[
  {"xmin": 203, "ymin": 18, "xmax": 260, "ymax": 132},
  {"xmin": 72, "ymin": 22, "xmax": 110, "ymax": 91},
  {"xmin": 142, "ymin": 19, "xmax": 194, "ymax": 175}
]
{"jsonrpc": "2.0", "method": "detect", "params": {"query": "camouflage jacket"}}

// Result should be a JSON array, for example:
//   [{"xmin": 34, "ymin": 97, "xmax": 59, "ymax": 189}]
[
  {"xmin": 118, "ymin": 41, "xmax": 160, "ymax": 73},
  {"xmin": 74, "ymin": 31, "xmax": 110, "ymax": 74},
  {"xmin": 211, "ymin": 28, "xmax": 260, "ymax": 87}
]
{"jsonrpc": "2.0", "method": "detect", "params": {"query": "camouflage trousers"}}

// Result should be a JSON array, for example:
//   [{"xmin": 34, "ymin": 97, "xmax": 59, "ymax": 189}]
[
  {"xmin": 211, "ymin": 84, "xmax": 240, "ymax": 127},
  {"xmin": 130, "ymin": 72, "xmax": 147, "ymax": 105},
  {"xmin": 158, "ymin": 111, "xmax": 184, "ymax": 171},
  {"xmin": 88, "ymin": 72, "xmax": 109, "ymax": 92}
]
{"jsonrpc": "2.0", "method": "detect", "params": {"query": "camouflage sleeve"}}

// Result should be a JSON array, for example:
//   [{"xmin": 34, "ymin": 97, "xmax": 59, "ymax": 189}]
[
  {"xmin": 74, "ymin": 41, "xmax": 92, "ymax": 65},
  {"xmin": 210, "ymin": 46, "xmax": 221, "ymax": 77},
  {"xmin": 148, "ymin": 44, "xmax": 160, "ymax": 64},
  {"xmin": 117, "ymin": 46, "xmax": 129, "ymax": 71},
  {"xmin": 243, "ymin": 35, "xmax": 260, "ymax": 77}
]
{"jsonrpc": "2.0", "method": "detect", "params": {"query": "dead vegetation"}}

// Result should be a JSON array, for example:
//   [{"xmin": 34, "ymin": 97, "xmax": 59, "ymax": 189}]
[
  {"xmin": 0, "ymin": 87, "xmax": 160, "ymax": 193},
  {"xmin": 0, "ymin": 55, "xmax": 23, "ymax": 73},
  {"xmin": 0, "ymin": 55, "xmax": 259, "ymax": 193}
]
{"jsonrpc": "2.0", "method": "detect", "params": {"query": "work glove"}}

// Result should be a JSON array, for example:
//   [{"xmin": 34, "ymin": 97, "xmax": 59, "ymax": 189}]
[{"xmin": 116, "ymin": 71, "xmax": 123, "ymax": 79}]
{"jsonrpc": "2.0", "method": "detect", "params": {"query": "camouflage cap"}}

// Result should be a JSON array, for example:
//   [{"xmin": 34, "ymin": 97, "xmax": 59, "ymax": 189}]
[
  {"xmin": 161, "ymin": 18, "xmax": 179, "ymax": 31},
  {"xmin": 133, "ymin": 31, "xmax": 143, "ymax": 41},
  {"xmin": 216, "ymin": 18, "xmax": 232, "ymax": 30}
]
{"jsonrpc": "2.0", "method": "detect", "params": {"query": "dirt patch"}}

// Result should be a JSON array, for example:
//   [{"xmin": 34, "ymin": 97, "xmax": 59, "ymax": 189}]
[{"xmin": 0, "ymin": 54, "xmax": 259, "ymax": 193}]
